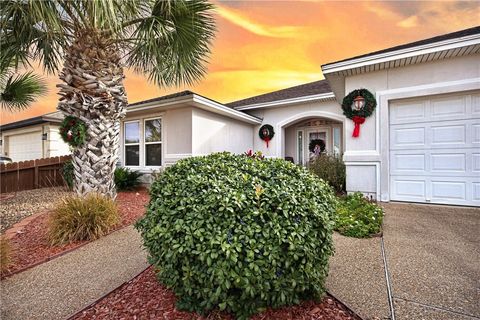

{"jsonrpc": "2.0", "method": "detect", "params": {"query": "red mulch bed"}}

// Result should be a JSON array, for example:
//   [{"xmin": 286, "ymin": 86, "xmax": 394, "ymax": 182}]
[
  {"xmin": 73, "ymin": 266, "xmax": 360, "ymax": 320},
  {"xmin": 1, "ymin": 189, "xmax": 150, "ymax": 278}
]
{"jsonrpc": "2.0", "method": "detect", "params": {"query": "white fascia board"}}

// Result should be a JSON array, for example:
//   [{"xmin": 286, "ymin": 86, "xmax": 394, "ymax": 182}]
[
  {"xmin": 322, "ymin": 34, "xmax": 480, "ymax": 74},
  {"xmin": 126, "ymin": 94, "xmax": 262, "ymax": 124},
  {"xmin": 234, "ymin": 92, "xmax": 336, "ymax": 111},
  {"xmin": 192, "ymin": 95, "xmax": 262, "ymax": 124}
]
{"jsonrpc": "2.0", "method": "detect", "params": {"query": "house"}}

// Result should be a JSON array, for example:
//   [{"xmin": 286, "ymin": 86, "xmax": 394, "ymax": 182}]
[
  {"xmin": 0, "ymin": 111, "xmax": 70, "ymax": 162},
  {"xmin": 2, "ymin": 26, "xmax": 479, "ymax": 206}
]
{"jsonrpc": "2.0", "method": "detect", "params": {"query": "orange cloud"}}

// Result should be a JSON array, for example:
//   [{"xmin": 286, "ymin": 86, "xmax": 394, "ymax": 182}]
[
  {"xmin": 215, "ymin": 4, "xmax": 304, "ymax": 38},
  {"xmin": 1, "ymin": 1, "xmax": 478, "ymax": 125}
]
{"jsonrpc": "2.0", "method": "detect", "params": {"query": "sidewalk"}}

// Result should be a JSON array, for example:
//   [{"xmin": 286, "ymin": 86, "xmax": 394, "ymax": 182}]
[{"xmin": 0, "ymin": 226, "xmax": 148, "ymax": 320}]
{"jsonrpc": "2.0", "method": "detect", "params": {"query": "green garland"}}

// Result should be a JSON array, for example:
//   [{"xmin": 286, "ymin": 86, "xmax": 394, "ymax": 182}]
[
  {"xmin": 258, "ymin": 124, "xmax": 275, "ymax": 141},
  {"xmin": 341, "ymin": 89, "xmax": 377, "ymax": 119},
  {"xmin": 59, "ymin": 115, "xmax": 87, "ymax": 147},
  {"xmin": 308, "ymin": 139, "xmax": 325, "ymax": 153}
]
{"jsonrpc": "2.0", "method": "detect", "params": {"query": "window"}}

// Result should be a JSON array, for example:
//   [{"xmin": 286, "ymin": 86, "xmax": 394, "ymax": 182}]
[
  {"xmin": 297, "ymin": 130, "xmax": 303, "ymax": 165},
  {"xmin": 333, "ymin": 127, "xmax": 341, "ymax": 156},
  {"xmin": 124, "ymin": 121, "xmax": 140, "ymax": 166},
  {"xmin": 144, "ymin": 118, "xmax": 162, "ymax": 166}
]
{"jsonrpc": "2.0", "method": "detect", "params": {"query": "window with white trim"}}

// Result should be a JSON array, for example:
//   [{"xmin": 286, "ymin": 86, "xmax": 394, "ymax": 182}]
[
  {"xmin": 144, "ymin": 118, "xmax": 162, "ymax": 166},
  {"xmin": 124, "ymin": 121, "xmax": 140, "ymax": 166}
]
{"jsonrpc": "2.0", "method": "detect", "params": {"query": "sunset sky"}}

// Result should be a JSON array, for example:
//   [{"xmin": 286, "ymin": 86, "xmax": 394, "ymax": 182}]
[{"xmin": 1, "ymin": 0, "xmax": 479, "ymax": 125}]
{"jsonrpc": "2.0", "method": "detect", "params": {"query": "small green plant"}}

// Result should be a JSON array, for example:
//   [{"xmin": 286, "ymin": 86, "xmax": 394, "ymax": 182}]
[
  {"xmin": 136, "ymin": 152, "xmax": 336, "ymax": 319},
  {"xmin": 49, "ymin": 193, "xmax": 120, "ymax": 245},
  {"xmin": 309, "ymin": 153, "xmax": 346, "ymax": 193},
  {"xmin": 335, "ymin": 192, "xmax": 384, "ymax": 238},
  {"xmin": 114, "ymin": 167, "xmax": 143, "ymax": 191},
  {"xmin": 62, "ymin": 160, "xmax": 74, "ymax": 189},
  {"xmin": 0, "ymin": 237, "xmax": 11, "ymax": 272}
]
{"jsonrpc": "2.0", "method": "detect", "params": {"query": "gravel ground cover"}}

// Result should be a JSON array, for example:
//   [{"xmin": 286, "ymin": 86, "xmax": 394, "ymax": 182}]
[
  {"xmin": 73, "ymin": 266, "xmax": 361, "ymax": 320},
  {"xmin": 0, "ymin": 187, "xmax": 72, "ymax": 233},
  {"xmin": 1, "ymin": 189, "xmax": 149, "ymax": 278}
]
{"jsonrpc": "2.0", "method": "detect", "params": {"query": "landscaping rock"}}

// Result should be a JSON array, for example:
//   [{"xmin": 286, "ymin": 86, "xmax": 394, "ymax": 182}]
[{"xmin": 0, "ymin": 187, "xmax": 72, "ymax": 234}]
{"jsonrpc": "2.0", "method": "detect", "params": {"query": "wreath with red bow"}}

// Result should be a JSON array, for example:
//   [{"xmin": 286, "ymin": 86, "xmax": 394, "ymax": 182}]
[
  {"xmin": 341, "ymin": 89, "xmax": 376, "ymax": 138},
  {"xmin": 259, "ymin": 124, "xmax": 274, "ymax": 148},
  {"xmin": 59, "ymin": 115, "xmax": 87, "ymax": 147}
]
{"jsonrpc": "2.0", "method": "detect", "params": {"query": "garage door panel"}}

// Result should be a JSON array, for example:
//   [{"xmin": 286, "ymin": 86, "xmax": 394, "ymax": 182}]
[
  {"xmin": 472, "ymin": 94, "xmax": 480, "ymax": 115},
  {"xmin": 391, "ymin": 127, "xmax": 425, "ymax": 148},
  {"xmin": 389, "ymin": 90, "xmax": 479, "ymax": 206},
  {"xmin": 391, "ymin": 178, "xmax": 426, "ymax": 200},
  {"xmin": 391, "ymin": 153, "xmax": 425, "ymax": 172},
  {"xmin": 431, "ymin": 95, "xmax": 466, "ymax": 119},
  {"xmin": 473, "ymin": 154, "xmax": 480, "ymax": 172},
  {"xmin": 389, "ymin": 100, "xmax": 426, "ymax": 124},
  {"xmin": 430, "ymin": 153, "xmax": 466, "ymax": 173},
  {"xmin": 431, "ymin": 124, "xmax": 466, "ymax": 145},
  {"xmin": 431, "ymin": 180, "xmax": 466, "ymax": 201},
  {"xmin": 473, "ymin": 183, "xmax": 480, "ymax": 201},
  {"xmin": 473, "ymin": 124, "xmax": 480, "ymax": 144}
]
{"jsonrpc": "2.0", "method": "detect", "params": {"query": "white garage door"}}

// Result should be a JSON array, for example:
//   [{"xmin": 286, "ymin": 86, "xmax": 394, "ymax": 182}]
[
  {"xmin": 8, "ymin": 132, "xmax": 43, "ymax": 162},
  {"xmin": 390, "ymin": 91, "xmax": 480, "ymax": 206}
]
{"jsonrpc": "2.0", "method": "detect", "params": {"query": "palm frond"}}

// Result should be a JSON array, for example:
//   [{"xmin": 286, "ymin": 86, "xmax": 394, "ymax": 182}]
[
  {"xmin": 124, "ymin": 0, "xmax": 216, "ymax": 87},
  {"xmin": 0, "ymin": 72, "xmax": 47, "ymax": 112}
]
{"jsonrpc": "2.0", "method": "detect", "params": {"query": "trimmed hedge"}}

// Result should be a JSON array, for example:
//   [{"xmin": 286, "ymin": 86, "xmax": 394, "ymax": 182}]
[{"xmin": 136, "ymin": 152, "xmax": 336, "ymax": 319}]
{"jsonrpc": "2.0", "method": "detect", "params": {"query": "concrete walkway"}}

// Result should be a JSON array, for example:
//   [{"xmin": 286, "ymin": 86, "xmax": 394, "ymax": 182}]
[
  {"xmin": 327, "ymin": 202, "xmax": 480, "ymax": 320},
  {"xmin": 1, "ymin": 203, "xmax": 478, "ymax": 320},
  {"xmin": 0, "ymin": 226, "xmax": 148, "ymax": 320}
]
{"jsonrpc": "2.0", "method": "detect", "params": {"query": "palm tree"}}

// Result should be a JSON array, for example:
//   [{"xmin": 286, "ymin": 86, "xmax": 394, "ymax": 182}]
[
  {"xmin": 0, "ymin": 60, "xmax": 47, "ymax": 112},
  {"xmin": 0, "ymin": 0, "xmax": 215, "ymax": 198}
]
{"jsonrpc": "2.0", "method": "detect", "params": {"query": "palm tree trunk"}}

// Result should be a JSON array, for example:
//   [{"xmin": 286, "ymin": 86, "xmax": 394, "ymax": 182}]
[{"xmin": 57, "ymin": 32, "xmax": 127, "ymax": 199}]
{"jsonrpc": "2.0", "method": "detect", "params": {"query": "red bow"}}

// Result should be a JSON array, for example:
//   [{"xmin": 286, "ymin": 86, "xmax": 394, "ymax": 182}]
[
  {"xmin": 352, "ymin": 116, "xmax": 365, "ymax": 138},
  {"xmin": 263, "ymin": 137, "xmax": 270, "ymax": 148}
]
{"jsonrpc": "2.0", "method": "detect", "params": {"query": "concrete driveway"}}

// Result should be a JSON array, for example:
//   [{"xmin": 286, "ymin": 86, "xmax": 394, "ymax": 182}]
[
  {"xmin": 383, "ymin": 202, "xmax": 480, "ymax": 320},
  {"xmin": 327, "ymin": 202, "xmax": 479, "ymax": 320}
]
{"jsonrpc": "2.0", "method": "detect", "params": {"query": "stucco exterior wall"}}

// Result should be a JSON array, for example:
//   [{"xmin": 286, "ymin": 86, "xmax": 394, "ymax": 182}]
[
  {"xmin": 46, "ymin": 125, "xmax": 71, "ymax": 158},
  {"xmin": 245, "ymin": 100, "xmax": 344, "ymax": 158},
  {"xmin": 120, "ymin": 106, "xmax": 193, "ymax": 171},
  {"xmin": 343, "ymin": 54, "xmax": 480, "ymax": 200},
  {"xmin": 192, "ymin": 108, "xmax": 253, "ymax": 155}
]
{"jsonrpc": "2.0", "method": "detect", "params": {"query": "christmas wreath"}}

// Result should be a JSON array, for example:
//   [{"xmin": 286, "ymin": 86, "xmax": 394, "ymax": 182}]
[
  {"xmin": 259, "ymin": 124, "xmax": 274, "ymax": 148},
  {"xmin": 341, "ymin": 89, "xmax": 376, "ymax": 137},
  {"xmin": 59, "ymin": 115, "xmax": 87, "ymax": 147},
  {"xmin": 308, "ymin": 139, "xmax": 325, "ymax": 154}
]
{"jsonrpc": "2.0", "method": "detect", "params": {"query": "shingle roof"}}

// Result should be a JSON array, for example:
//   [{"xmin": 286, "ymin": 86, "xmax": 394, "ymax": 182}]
[
  {"xmin": 128, "ymin": 90, "xmax": 195, "ymax": 107},
  {"xmin": 0, "ymin": 111, "xmax": 64, "ymax": 131},
  {"xmin": 323, "ymin": 26, "xmax": 480, "ymax": 67},
  {"xmin": 226, "ymin": 80, "xmax": 332, "ymax": 109}
]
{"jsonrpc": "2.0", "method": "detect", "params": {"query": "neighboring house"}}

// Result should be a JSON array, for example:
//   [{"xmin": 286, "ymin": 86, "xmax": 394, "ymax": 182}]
[
  {"xmin": 2, "ymin": 26, "xmax": 479, "ymax": 206},
  {"xmin": 0, "ymin": 111, "xmax": 70, "ymax": 162}
]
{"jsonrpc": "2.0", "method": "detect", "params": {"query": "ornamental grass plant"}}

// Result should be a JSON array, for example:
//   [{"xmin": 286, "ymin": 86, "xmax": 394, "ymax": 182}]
[
  {"xmin": 136, "ymin": 152, "xmax": 337, "ymax": 319},
  {"xmin": 49, "ymin": 193, "xmax": 119, "ymax": 245}
]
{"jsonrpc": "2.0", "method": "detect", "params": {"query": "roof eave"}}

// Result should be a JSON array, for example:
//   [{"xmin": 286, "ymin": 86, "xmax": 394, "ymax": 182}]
[
  {"xmin": 234, "ymin": 92, "xmax": 336, "ymax": 111},
  {"xmin": 322, "ymin": 35, "xmax": 480, "ymax": 103},
  {"xmin": 126, "ymin": 93, "xmax": 262, "ymax": 125},
  {"xmin": 321, "ymin": 34, "xmax": 480, "ymax": 75}
]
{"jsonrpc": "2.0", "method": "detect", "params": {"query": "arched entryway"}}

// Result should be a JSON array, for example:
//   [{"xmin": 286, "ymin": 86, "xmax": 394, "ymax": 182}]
[{"xmin": 275, "ymin": 111, "xmax": 345, "ymax": 165}]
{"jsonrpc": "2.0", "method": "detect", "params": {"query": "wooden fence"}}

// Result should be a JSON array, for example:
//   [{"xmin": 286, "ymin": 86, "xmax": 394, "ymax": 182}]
[{"xmin": 0, "ymin": 155, "xmax": 71, "ymax": 194}]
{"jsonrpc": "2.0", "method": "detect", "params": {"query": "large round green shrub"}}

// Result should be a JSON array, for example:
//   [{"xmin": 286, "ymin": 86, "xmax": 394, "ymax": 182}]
[{"xmin": 135, "ymin": 152, "xmax": 336, "ymax": 319}]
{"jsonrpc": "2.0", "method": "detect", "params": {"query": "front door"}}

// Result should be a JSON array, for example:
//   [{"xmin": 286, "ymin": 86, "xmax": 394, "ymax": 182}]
[{"xmin": 305, "ymin": 127, "xmax": 330, "ymax": 164}]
